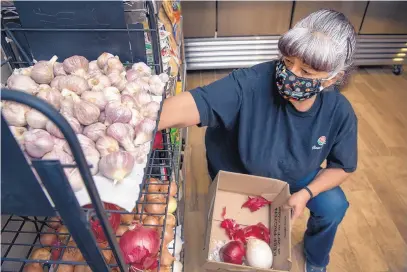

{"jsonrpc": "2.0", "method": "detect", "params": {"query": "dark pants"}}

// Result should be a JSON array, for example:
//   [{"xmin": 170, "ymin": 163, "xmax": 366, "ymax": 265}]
[
  {"xmin": 290, "ymin": 168, "xmax": 349, "ymax": 267},
  {"xmin": 208, "ymin": 166, "xmax": 348, "ymax": 267}
]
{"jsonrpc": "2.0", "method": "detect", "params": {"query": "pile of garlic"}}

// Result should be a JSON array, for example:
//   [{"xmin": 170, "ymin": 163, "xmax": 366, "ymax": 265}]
[{"xmin": 3, "ymin": 52, "xmax": 169, "ymax": 191}]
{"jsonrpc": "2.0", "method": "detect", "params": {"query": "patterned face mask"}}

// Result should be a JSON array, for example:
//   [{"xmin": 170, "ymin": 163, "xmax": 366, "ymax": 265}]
[{"xmin": 275, "ymin": 60, "xmax": 331, "ymax": 101}]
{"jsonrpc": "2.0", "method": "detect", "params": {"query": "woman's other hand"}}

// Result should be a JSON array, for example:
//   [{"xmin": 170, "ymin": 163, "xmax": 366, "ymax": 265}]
[{"xmin": 286, "ymin": 189, "xmax": 312, "ymax": 224}]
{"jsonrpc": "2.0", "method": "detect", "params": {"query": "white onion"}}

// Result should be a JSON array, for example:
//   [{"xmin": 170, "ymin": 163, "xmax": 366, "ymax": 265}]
[
  {"xmin": 245, "ymin": 238, "xmax": 273, "ymax": 269},
  {"xmin": 26, "ymin": 109, "xmax": 48, "ymax": 129}
]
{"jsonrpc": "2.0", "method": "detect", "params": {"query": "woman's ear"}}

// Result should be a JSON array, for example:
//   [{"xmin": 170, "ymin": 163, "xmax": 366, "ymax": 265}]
[{"xmin": 322, "ymin": 71, "xmax": 344, "ymax": 88}]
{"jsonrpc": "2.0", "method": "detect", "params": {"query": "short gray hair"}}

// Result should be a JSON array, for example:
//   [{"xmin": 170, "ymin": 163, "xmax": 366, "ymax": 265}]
[{"xmin": 278, "ymin": 9, "xmax": 356, "ymax": 81}]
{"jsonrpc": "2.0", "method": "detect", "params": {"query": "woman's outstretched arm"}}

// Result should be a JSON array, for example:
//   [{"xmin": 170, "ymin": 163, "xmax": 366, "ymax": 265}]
[{"xmin": 158, "ymin": 92, "xmax": 200, "ymax": 130}]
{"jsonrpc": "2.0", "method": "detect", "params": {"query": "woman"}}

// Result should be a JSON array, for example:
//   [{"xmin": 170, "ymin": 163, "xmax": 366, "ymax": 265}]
[{"xmin": 159, "ymin": 9, "xmax": 357, "ymax": 272}]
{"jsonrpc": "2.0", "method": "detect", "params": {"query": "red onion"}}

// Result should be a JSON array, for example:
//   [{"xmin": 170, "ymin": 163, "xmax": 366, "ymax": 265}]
[
  {"xmin": 83, "ymin": 202, "xmax": 121, "ymax": 243},
  {"xmin": 119, "ymin": 223, "xmax": 160, "ymax": 269},
  {"xmin": 220, "ymin": 241, "xmax": 245, "ymax": 265}
]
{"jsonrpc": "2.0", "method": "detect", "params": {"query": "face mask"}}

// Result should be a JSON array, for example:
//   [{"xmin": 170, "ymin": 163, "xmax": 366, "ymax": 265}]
[{"xmin": 275, "ymin": 60, "xmax": 332, "ymax": 101}]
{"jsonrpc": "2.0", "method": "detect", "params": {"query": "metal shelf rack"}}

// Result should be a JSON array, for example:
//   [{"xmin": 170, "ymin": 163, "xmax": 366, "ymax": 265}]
[{"xmin": 1, "ymin": 1, "xmax": 184, "ymax": 271}]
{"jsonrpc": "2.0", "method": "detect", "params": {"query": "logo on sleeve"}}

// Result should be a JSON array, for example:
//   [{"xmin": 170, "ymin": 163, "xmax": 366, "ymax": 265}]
[{"xmin": 312, "ymin": 136, "xmax": 326, "ymax": 150}]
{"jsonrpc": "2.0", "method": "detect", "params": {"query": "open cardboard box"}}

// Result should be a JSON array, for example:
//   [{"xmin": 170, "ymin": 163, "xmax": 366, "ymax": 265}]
[{"xmin": 203, "ymin": 171, "xmax": 292, "ymax": 272}]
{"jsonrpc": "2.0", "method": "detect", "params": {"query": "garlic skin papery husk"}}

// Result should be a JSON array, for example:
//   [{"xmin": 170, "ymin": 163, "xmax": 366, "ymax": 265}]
[
  {"xmin": 88, "ymin": 75, "xmax": 111, "ymax": 92},
  {"xmin": 2, "ymin": 101, "xmax": 30, "ymax": 127},
  {"xmin": 24, "ymin": 129, "xmax": 54, "ymax": 158},
  {"xmin": 104, "ymin": 101, "xmax": 132, "ymax": 125},
  {"xmin": 102, "ymin": 87, "xmax": 121, "ymax": 103},
  {"xmin": 58, "ymin": 75, "xmax": 90, "ymax": 95},
  {"xmin": 132, "ymin": 62, "xmax": 152, "ymax": 77},
  {"xmin": 50, "ymin": 75, "xmax": 65, "ymax": 89},
  {"xmin": 133, "ymin": 92, "xmax": 152, "ymax": 110},
  {"xmin": 134, "ymin": 76, "xmax": 150, "ymax": 92},
  {"xmin": 133, "ymin": 132, "xmax": 153, "ymax": 146},
  {"xmin": 53, "ymin": 62, "xmax": 67, "ymax": 76},
  {"xmin": 107, "ymin": 70, "xmax": 127, "ymax": 91},
  {"xmin": 106, "ymin": 123, "xmax": 134, "ymax": 151},
  {"xmin": 99, "ymin": 151, "xmax": 135, "ymax": 184},
  {"xmin": 81, "ymin": 91, "xmax": 107, "ymax": 110},
  {"xmin": 6, "ymin": 74, "xmax": 38, "ymax": 94},
  {"xmin": 96, "ymin": 135, "xmax": 119, "ymax": 157},
  {"xmin": 83, "ymin": 122, "xmax": 107, "ymax": 142},
  {"xmin": 30, "ymin": 55, "xmax": 58, "ymax": 84},
  {"xmin": 46, "ymin": 116, "xmax": 82, "ymax": 138},
  {"xmin": 63, "ymin": 55, "xmax": 89, "ymax": 78},
  {"xmin": 10, "ymin": 126, "xmax": 27, "ymax": 150},
  {"xmin": 42, "ymin": 146, "xmax": 73, "ymax": 165},
  {"xmin": 103, "ymin": 56, "xmax": 124, "ymax": 75},
  {"xmin": 122, "ymin": 82, "xmax": 143, "ymax": 96},
  {"xmin": 26, "ymin": 109, "xmax": 48, "ymax": 129},
  {"xmin": 148, "ymin": 75, "xmax": 165, "ymax": 96},
  {"xmin": 97, "ymin": 52, "xmax": 114, "ymax": 69},
  {"xmin": 140, "ymin": 101, "xmax": 160, "ymax": 120},
  {"xmin": 60, "ymin": 95, "xmax": 75, "ymax": 116},
  {"xmin": 129, "ymin": 108, "xmax": 143, "ymax": 127},
  {"xmin": 35, "ymin": 85, "xmax": 61, "ymax": 110},
  {"xmin": 13, "ymin": 66, "xmax": 33, "ymax": 77},
  {"xmin": 66, "ymin": 168, "xmax": 85, "ymax": 192}
]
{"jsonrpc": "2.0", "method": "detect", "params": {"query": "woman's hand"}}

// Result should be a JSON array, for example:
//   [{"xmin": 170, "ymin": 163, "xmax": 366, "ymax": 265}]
[{"xmin": 286, "ymin": 189, "xmax": 312, "ymax": 224}]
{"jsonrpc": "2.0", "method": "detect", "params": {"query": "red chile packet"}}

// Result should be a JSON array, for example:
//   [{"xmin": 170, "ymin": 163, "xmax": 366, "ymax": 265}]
[{"xmin": 241, "ymin": 196, "xmax": 272, "ymax": 212}]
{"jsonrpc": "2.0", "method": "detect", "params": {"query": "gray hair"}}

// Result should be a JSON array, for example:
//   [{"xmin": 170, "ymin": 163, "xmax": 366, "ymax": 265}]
[{"xmin": 278, "ymin": 9, "xmax": 356, "ymax": 82}]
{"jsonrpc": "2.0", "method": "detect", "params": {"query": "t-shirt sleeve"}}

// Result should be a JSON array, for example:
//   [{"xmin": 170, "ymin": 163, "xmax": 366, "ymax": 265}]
[
  {"xmin": 326, "ymin": 110, "xmax": 358, "ymax": 173},
  {"xmin": 189, "ymin": 69, "xmax": 249, "ymax": 128}
]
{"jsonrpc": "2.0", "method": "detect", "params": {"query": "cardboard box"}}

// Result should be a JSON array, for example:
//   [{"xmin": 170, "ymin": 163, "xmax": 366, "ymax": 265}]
[{"xmin": 203, "ymin": 171, "xmax": 292, "ymax": 272}]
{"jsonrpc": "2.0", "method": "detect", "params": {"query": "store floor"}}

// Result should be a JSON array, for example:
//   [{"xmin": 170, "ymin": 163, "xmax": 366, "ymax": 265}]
[{"xmin": 182, "ymin": 67, "xmax": 407, "ymax": 272}]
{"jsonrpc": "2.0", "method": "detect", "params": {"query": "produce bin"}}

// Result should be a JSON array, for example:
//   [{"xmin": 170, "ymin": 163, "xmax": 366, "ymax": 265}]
[{"xmin": 1, "ymin": 1, "xmax": 185, "ymax": 271}]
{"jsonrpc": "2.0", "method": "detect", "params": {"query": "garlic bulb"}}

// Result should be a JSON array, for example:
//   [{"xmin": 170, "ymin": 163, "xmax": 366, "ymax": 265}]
[
  {"xmin": 125, "ymin": 69, "xmax": 140, "ymax": 82},
  {"xmin": 72, "ymin": 96, "xmax": 101, "ymax": 125},
  {"xmin": 99, "ymin": 151, "xmax": 135, "ymax": 184},
  {"xmin": 2, "ymin": 101, "xmax": 30, "ymax": 126},
  {"xmin": 133, "ymin": 92, "xmax": 152, "ymax": 109},
  {"xmin": 102, "ymin": 87, "xmax": 121, "ymax": 103},
  {"xmin": 106, "ymin": 123, "xmax": 134, "ymax": 151},
  {"xmin": 31, "ymin": 56, "xmax": 58, "ymax": 84},
  {"xmin": 53, "ymin": 137, "xmax": 67, "ymax": 149},
  {"xmin": 13, "ymin": 66, "xmax": 33, "ymax": 76},
  {"xmin": 122, "ymin": 82, "xmax": 143, "ymax": 96},
  {"xmin": 10, "ymin": 126, "xmax": 27, "ymax": 150},
  {"xmin": 58, "ymin": 75, "xmax": 90, "ymax": 95},
  {"xmin": 89, "ymin": 60, "xmax": 100, "ymax": 72},
  {"xmin": 134, "ymin": 132, "xmax": 152, "ymax": 146},
  {"xmin": 158, "ymin": 73, "xmax": 169, "ymax": 83},
  {"xmin": 24, "ymin": 129, "xmax": 54, "ymax": 158},
  {"xmin": 63, "ymin": 134, "xmax": 95, "ymax": 155},
  {"xmin": 135, "ymin": 118, "xmax": 156, "ymax": 135},
  {"xmin": 140, "ymin": 101, "xmax": 160, "ymax": 120},
  {"xmin": 132, "ymin": 62, "xmax": 152, "ymax": 77},
  {"xmin": 6, "ymin": 74, "xmax": 38, "ymax": 94},
  {"xmin": 36, "ymin": 85, "xmax": 61, "ymax": 109},
  {"xmin": 81, "ymin": 91, "xmax": 107, "ymax": 110},
  {"xmin": 63, "ymin": 55, "xmax": 89, "ymax": 77},
  {"xmin": 88, "ymin": 75, "xmax": 111, "ymax": 92},
  {"xmin": 121, "ymin": 94, "xmax": 136, "ymax": 109},
  {"xmin": 42, "ymin": 147, "xmax": 73, "ymax": 165},
  {"xmin": 99, "ymin": 111, "xmax": 106, "ymax": 123},
  {"xmin": 50, "ymin": 75, "xmax": 65, "ymax": 89},
  {"xmin": 60, "ymin": 95, "xmax": 75, "ymax": 116},
  {"xmin": 66, "ymin": 169, "xmax": 85, "ymax": 192},
  {"xmin": 134, "ymin": 76, "xmax": 150, "ymax": 92},
  {"xmin": 107, "ymin": 70, "xmax": 127, "ymax": 91},
  {"xmin": 26, "ymin": 109, "xmax": 48, "ymax": 129},
  {"xmin": 53, "ymin": 62, "xmax": 67, "ymax": 76},
  {"xmin": 97, "ymin": 52, "xmax": 114, "ymax": 69},
  {"xmin": 46, "ymin": 116, "xmax": 82, "ymax": 138},
  {"xmin": 104, "ymin": 101, "xmax": 132, "ymax": 125},
  {"xmin": 148, "ymin": 75, "xmax": 165, "ymax": 96},
  {"xmin": 96, "ymin": 136, "xmax": 119, "ymax": 156},
  {"xmin": 103, "ymin": 56, "xmax": 124, "ymax": 74},
  {"xmin": 129, "ymin": 108, "xmax": 143, "ymax": 127},
  {"xmin": 129, "ymin": 141, "xmax": 150, "ymax": 164},
  {"xmin": 83, "ymin": 146, "xmax": 100, "ymax": 175},
  {"xmin": 83, "ymin": 122, "xmax": 106, "ymax": 142}
]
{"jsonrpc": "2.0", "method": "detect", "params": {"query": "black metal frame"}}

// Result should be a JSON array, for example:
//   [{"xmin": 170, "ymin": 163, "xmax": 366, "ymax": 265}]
[{"xmin": 1, "ymin": 1, "xmax": 184, "ymax": 271}]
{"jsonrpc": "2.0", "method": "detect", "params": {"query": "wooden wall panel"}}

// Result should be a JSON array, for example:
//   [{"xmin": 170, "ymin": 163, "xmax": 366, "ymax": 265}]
[
  {"xmin": 217, "ymin": 1, "xmax": 293, "ymax": 36},
  {"xmin": 182, "ymin": 1, "xmax": 216, "ymax": 38},
  {"xmin": 292, "ymin": 1, "xmax": 368, "ymax": 31},
  {"xmin": 360, "ymin": 1, "xmax": 407, "ymax": 34}
]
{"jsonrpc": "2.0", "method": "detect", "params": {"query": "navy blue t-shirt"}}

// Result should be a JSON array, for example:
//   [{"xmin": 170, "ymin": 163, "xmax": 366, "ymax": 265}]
[{"xmin": 190, "ymin": 61, "xmax": 358, "ymax": 182}]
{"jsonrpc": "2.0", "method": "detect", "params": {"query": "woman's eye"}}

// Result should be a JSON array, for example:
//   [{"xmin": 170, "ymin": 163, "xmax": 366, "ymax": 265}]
[{"xmin": 302, "ymin": 69, "xmax": 312, "ymax": 75}]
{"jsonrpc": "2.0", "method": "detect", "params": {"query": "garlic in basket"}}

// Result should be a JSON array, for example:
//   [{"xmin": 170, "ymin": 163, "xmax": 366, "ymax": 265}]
[
  {"xmin": 62, "ymin": 89, "xmax": 100, "ymax": 125},
  {"xmin": 104, "ymin": 101, "xmax": 132, "ymax": 125},
  {"xmin": 53, "ymin": 62, "xmax": 67, "ymax": 76},
  {"xmin": 133, "ymin": 92, "xmax": 152, "ymax": 110},
  {"xmin": 97, "ymin": 52, "xmax": 114, "ymax": 69},
  {"xmin": 87, "ymin": 75, "xmax": 111, "ymax": 92},
  {"xmin": 35, "ymin": 84, "xmax": 61, "ymax": 110},
  {"xmin": 132, "ymin": 62, "xmax": 152, "ymax": 77},
  {"xmin": 140, "ymin": 101, "xmax": 160, "ymax": 120},
  {"xmin": 99, "ymin": 151, "xmax": 135, "ymax": 185},
  {"xmin": 103, "ymin": 56, "xmax": 124, "ymax": 74},
  {"xmin": 96, "ymin": 135, "xmax": 120, "ymax": 157},
  {"xmin": 26, "ymin": 109, "xmax": 48, "ymax": 129},
  {"xmin": 108, "ymin": 70, "xmax": 127, "ymax": 91},
  {"xmin": 30, "ymin": 55, "xmax": 58, "ymax": 84},
  {"xmin": 83, "ymin": 122, "xmax": 107, "ymax": 142},
  {"xmin": 24, "ymin": 129, "xmax": 54, "ymax": 158},
  {"xmin": 58, "ymin": 75, "xmax": 90, "ymax": 95},
  {"xmin": 106, "ymin": 123, "xmax": 135, "ymax": 151},
  {"xmin": 102, "ymin": 87, "xmax": 121, "ymax": 103},
  {"xmin": 81, "ymin": 91, "xmax": 107, "ymax": 110},
  {"xmin": 6, "ymin": 74, "xmax": 38, "ymax": 94},
  {"xmin": 2, "ymin": 101, "xmax": 30, "ymax": 127},
  {"xmin": 63, "ymin": 55, "xmax": 89, "ymax": 78}
]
